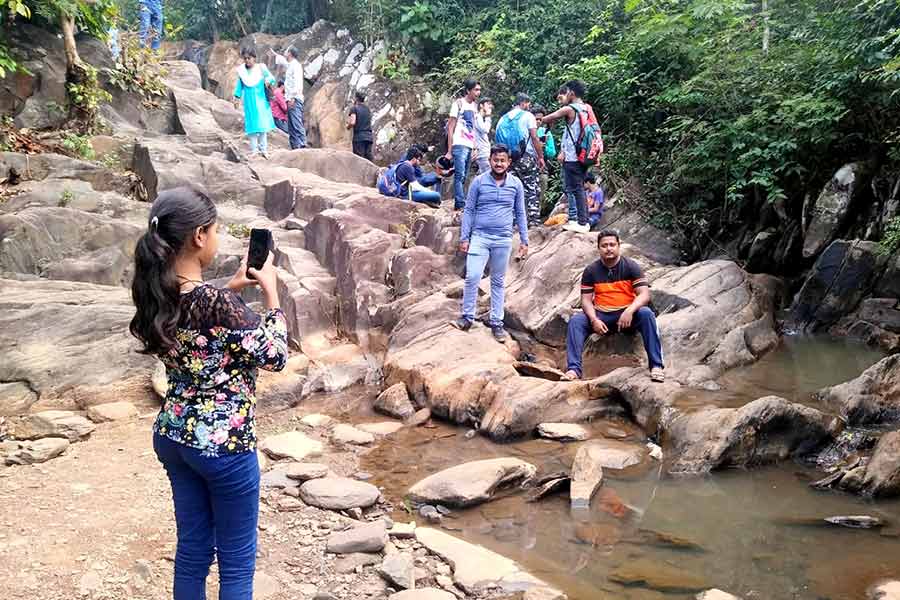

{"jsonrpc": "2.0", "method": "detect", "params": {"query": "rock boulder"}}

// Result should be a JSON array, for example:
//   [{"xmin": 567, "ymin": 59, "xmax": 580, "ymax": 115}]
[
  {"xmin": 816, "ymin": 354, "xmax": 900, "ymax": 426},
  {"xmin": 408, "ymin": 458, "xmax": 537, "ymax": 508}
]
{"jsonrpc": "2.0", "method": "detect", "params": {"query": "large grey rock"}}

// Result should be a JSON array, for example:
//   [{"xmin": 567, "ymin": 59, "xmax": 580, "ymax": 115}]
[
  {"xmin": 791, "ymin": 239, "xmax": 888, "ymax": 330},
  {"xmin": 374, "ymin": 383, "xmax": 415, "ymax": 420},
  {"xmin": 803, "ymin": 163, "xmax": 872, "ymax": 258},
  {"xmin": 836, "ymin": 431, "xmax": 900, "ymax": 498},
  {"xmin": 667, "ymin": 396, "xmax": 835, "ymax": 474},
  {"xmin": 300, "ymin": 477, "xmax": 380, "ymax": 510},
  {"xmin": 0, "ymin": 279, "xmax": 157, "ymax": 412},
  {"xmin": 407, "ymin": 458, "xmax": 537, "ymax": 508},
  {"xmin": 326, "ymin": 521, "xmax": 388, "ymax": 554},
  {"xmin": 1, "ymin": 437, "xmax": 69, "ymax": 465},
  {"xmin": 816, "ymin": 354, "xmax": 900, "ymax": 426}
]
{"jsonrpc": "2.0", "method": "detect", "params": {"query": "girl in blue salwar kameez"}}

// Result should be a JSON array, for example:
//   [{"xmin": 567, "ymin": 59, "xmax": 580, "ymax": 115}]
[{"xmin": 233, "ymin": 48, "xmax": 276, "ymax": 158}]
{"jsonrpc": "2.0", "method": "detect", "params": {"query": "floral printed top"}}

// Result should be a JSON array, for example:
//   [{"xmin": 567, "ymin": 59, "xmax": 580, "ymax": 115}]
[{"xmin": 153, "ymin": 284, "xmax": 288, "ymax": 456}]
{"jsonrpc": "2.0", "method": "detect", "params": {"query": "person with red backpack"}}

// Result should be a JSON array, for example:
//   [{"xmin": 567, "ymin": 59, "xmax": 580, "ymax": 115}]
[{"xmin": 540, "ymin": 80, "xmax": 603, "ymax": 234}]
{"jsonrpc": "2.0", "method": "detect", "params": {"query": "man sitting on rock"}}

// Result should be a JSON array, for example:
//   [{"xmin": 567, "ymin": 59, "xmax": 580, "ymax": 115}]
[
  {"xmin": 451, "ymin": 144, "xmax": 529, "ymax": 342},
  {"xmin": 564, "ymin": 230, "xmax": 665, "ymax": 382}
]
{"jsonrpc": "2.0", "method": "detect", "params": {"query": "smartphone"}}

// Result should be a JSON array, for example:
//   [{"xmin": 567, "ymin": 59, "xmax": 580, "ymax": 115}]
[{"xmin": 247, "ymin": 228, "xmax": 273, "ymax": 278}]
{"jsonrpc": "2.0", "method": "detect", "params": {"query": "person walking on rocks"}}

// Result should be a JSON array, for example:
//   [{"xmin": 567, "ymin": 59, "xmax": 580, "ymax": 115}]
[
  {"xmin": 273, "ymin": 46, "xmax": 307, "ymax": 149},
  {"xmin": 452, "ymin": 144, "xmax": 529, "ymax": 342},
  {"xmin": 540, "ymin": 79, "xmax": 593, "ymax": 233},
  {"xmin": 474, "ymin": 97, "xmax": 494, "ymax": 174},
  {"xmin": 444, "ymin": 78, "xmax": 482, "ymax": 210},
  {"xmin": 347, "ymin": 90, "xmax": 374, "ymax": 161},
  {"xmin": 271, "ymin": 80, "xmax": 289, "ymax": 134},
  {"xmin": 564, "ymin": 230, "xmax": 664, "ymax": 382},
  {"xmin": 130, "ymin": 187, "xmax": 288, "ymax": 599},
  {"xmin": 139, "ymin": 0, "xmax": 164, "ymax": 50},
  {"xmin": 233, "ymin": 48, "xmax": 276, "ymax": 159},
  {"xmin": 496, "ymin": 93, "xmax": 545, "ymax": 227}
]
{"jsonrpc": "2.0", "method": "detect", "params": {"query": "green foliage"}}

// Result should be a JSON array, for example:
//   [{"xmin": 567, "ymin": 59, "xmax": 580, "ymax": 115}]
[
  {"xmin": 67, "ymin": 63, "xmax": 112, "ymax": 131},
  {"xmin": 105, "ymin": 32, "xmax": 168, "ymax": 105},
  {"xmin": 880, "ymin": 216, "xmax": 900, "ymax": 256},
  {"xmin": 374, "ymin": 49, "xmax": 412, "ymax": 81},
  {"xmin": 226, "ymin": 223, "xmax": 251, "ymax": 238},
  {"xmin": 58, "ymin": 188, "xmax": 74, "ymax": 206},
  {"xmin": 61, "ymin": 132, "xmax": 95, "ymax": 159}
]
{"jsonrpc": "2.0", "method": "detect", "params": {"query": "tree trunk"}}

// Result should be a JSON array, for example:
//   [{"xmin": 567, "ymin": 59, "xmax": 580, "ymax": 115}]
[
  {"xmin": 60, "ymin": 13, "xmax": 81, "ymax": 72},
  {"xmin": 261, "ymin": 0, "xmax": 275, "ymax": 33},
  {"xmin": 762, "ymin": 0, "xmax": 770, "ymax": 54},
  {"xmin": 209, "ymin": 15, "xmax": 220, "ymax": 43}
]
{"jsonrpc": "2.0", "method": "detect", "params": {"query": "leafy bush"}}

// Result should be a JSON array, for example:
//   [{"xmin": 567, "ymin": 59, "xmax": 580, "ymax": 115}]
[
  {"xmin": 880, "ymin": 217, "xmax": 900, "ymax": 256},
  {"xmin": 105, "ymin": 32, "xmax": 168, "ymax": 106},
  {"xmin": 61, "ymin": 132, "xmax": 95, "ymax": 160}
]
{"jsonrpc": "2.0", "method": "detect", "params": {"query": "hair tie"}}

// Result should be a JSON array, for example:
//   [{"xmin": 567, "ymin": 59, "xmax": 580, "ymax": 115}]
[{"xmin": 150, "ymin": 216, "xmax": 159, "ymax": 231}]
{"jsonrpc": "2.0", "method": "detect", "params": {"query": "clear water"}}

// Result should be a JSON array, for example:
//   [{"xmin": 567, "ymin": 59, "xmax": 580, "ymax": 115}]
[{"xmin": 357, "ymin": 336, "xmax": 899, "ymax": 599}]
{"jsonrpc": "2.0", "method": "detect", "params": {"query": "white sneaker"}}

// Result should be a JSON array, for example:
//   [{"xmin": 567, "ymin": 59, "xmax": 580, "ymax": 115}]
[{"xmin": 563, "ymin": 222, "xmax": 590, "ymax": 233}]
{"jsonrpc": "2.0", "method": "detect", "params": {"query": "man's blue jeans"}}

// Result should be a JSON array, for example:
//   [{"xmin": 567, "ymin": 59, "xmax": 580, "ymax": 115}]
[
  {"xmin": 451, "ymin": 145, "xmax": 472, "ymax": 210},
  {"xmin": 461, "ymin": 233, "xmax": 512, "ymax": 326},
  {"xmin": 153, "ymin": 434, "xmax": 259, "ymax": 600},
  {"xmin": 566, "ymin": 307, "xmax": 664, "ymax": 377},
  {"xmin": 408, "ymin": 172, "xmax": 441, "ymax": 204},
  {"xmin": 139, "ymin": 0, "xmax": 163, "ymax": 50},
  {"xmin": 288, "ymin": 100, "xmax": 307, "ymax": 149}
]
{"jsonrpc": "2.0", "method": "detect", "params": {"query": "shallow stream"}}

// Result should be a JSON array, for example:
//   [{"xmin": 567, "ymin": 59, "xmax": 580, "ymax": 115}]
[{"xmin": 357, "ymin": 336, "xmax": 899, "ymax": 599}]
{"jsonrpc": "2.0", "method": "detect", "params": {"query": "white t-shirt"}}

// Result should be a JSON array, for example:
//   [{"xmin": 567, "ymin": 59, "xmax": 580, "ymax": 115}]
[
  {"xmin": 506, "ymin": 107, "xmax": 538, "ymax": 156},
  {"xmin": 474, "ymin": 114, "xmax": 492, "ymax": 156},
  {"xmin": 450, "ymin": 99, "xmax": 478, "ymax": 148}
]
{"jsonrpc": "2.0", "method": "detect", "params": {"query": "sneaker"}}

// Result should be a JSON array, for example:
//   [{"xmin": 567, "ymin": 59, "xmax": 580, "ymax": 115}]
[
  {"xmin": 650, "ymin": 367, "xmax": 665, "ymax": 383},
  {"xmin": 563, "ymin": 222, "xmax": 591, "ymax": 234},
  {"xmin": 451, "ymin": 317, "xmax": 473, "ymax": 332},
  {"xmin": 490, "ymin": 324, "xmax": 508, "ymax": 342}
]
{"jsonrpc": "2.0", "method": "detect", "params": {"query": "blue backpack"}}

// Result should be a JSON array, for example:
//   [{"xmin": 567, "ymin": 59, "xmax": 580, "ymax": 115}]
[
  {"xmin": 378, "ymin": 163, "xmax": 402, "ymax": 197},
  {"xmin": 494, "ymin": 110, "xmax": 529, "ymax": 161}
]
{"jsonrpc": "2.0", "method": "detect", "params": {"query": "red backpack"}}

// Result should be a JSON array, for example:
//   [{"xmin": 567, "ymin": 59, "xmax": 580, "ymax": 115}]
[{"xmin": 565, "ymin": 103, "xmax": 604, "ymax": 167}]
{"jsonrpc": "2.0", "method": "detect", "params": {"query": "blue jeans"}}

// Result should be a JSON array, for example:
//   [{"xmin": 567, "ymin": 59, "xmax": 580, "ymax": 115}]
[
  {"xmin": 476, "ymin": 156, "xmax": 490, "ymax": 174},
  {"xmin": 451, "ymin": 145, "xmax": 472, "ymax": 210},
  {"xmin": 461, "ymin": 233, "xmax": 512, "ymax": 326},
  {"xmin": 410, "ymin": 189, "xmax": 442, "ymax": 204},
  {"xmin": 566, "ymin": 308, "xmax": 664, "ymax": 377},
  {"xmin": 248, "ymin": 132, "xmax": 268, "ymax": 153},
  {"xmin": 563, "ymin": 161, "xmax": 589, "ymax": 225},
  {"xmin": 274, "ymin": 118, "xmax": 288, "ymax": 133},
  {"xmin": 589, "ymin": 212, "xmax": 602, "ymax": 228},
  {"xmin": 153, "ymin": 434, "xmax": 260, "ymax": 600},
  {"xmin": 288, "ymin": 100, "xmax": 307, "ymax": 149},
  {"xmin": 139, "ymin": 0, "xmax": 163, "ymax": 50}
]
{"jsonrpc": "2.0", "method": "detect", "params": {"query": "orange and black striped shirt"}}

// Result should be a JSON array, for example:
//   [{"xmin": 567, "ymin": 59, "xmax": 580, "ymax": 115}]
[{"xmin": 580, "ymin": 257, "xmax": 648, "ymax": 312}]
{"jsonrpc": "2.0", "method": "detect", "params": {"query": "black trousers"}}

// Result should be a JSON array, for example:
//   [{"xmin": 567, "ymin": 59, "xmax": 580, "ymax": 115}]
[{"xmin": 352, "ymin": 140, "xmax": 373, "ymax": 161}]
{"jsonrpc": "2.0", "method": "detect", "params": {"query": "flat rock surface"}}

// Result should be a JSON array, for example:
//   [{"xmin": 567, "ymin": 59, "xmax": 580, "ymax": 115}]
[
  {"xmin": 610, "ymin": 559, "xmax": 707, "ymax": 593},
  {"xmin": 389, "ymin": 589, "xmax": 455, "ymax": 600},
  {"xmin": 86, "ymin": 401, "xmax": 138, "ymax": 423},
  {"xmin": 408, "ymin": 457, "xmax": 537, "ymax": 508},
  {"xmin": 358, "ymin": 422, "xmax": 405, "ymax": 436},
  {"xmin": 300, "ymin": 477, "xmax": 380, "ymax": 510},
  {"xmin": 537, "ymin": 423, "xmax": 590, "ymax": 441},
  {"xmin": 11, "ymin": 410, "xmax": 95, "ymax": 441},
  {"xmin": 326, "ymin": 521, "xmax": 388, "ymax": 554},
  {"xmin": 331, "ymin": 423, "xmax": 376, "ymax": 445},
  {"xmin": 378, "ymin": 552, "xmax": 414, "ymax": 589},
  {"xmin": 1, "ymin": 437, "xmax": 69, "ymax": 465},
  {"xmin": 285, "ymin": 462, "xmax": 330, "ymax": 482},
  {"xmin": 259, "ymin": 431, "xmax": 323, "ymax": 461}
]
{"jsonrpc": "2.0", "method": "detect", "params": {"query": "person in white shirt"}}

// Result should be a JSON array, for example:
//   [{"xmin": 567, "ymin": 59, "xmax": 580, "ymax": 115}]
[
  {"xmin": 272, "ymin": 46, "xmax": 307, "ymax": 149},
  {"xmin": 443, "ymin": 78, "xmax": 481, "ymax": 210},
  {"xmin": 474, "ymin": 98, "xmax": 493, "ymax": 174}
]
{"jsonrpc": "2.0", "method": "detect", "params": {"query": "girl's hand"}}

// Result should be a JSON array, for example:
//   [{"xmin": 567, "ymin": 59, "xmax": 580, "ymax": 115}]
[
  {"xmin": 247, "ymin": 252, "xmax": 280, "ymax": 310},
  {"xmin": 227, "ymin": 257, "xmax": 258, "ymax": 292}
]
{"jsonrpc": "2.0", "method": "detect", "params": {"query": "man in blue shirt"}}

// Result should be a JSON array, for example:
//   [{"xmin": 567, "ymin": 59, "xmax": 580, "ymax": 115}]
[{"xmin": 452, "ymin": 145, "xmax": 529, "ymax": 342}]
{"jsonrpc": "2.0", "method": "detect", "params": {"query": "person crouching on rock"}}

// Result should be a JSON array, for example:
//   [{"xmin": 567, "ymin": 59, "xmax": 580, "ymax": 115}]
[
  {"xmin": 564, "ymin": 230, "xmax": 665, "ymax": 382},
  {"xmin": 233, "ymin": 47, "xmax": 277, "ymax": 159},
  {"xmin": 451, "ymin": 144, "xmax": 529, "ymax": 342},
  {"xmin": 129, "ymin": 187, "xmax": 288, "ymax": 599}
]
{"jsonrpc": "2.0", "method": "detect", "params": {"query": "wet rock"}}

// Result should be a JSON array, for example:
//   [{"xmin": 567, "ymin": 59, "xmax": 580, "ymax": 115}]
[
  {"xmin": 389, "ymin": 589, "xmax": 455, "ymax": 600},
  {"xmin": 284, "ymin": 462, "xmax": 329, "ymax": 482},
  {"xmin": 415, "ymin": 527, "xmax": 561, "ymax": 595},
  {"xmin": 697, "ymin": 590, "xmax": 742, "ymax": 600},
  {"xmin": 816, "ymin": 355, "xmax": 900, "ymax": 426},
  {"xmin": 259, "ymin": 431, "xmax": 324, "ymax": 461},
  {"xmin": 358, "ymin": 422, "xmax": 405, "ymax": 436},
  {"xmin": 570, "ymin": 444, "xmax": 604, "ymax": 509},
  {"xmin": 10, "ymin": 410, "xmax": 95, "ymax": 441},
  {"xmin": 803, "ymin": 163, "xmax": 872, "ymax": 259},
  {"xmin": 379, "ymin": 552, "xmax": 414, "ymax": 589},
  {"xmin": 572, "ymin": 522, "xmax": 622, "ymax": 547},
  {"xmin": 792, "ymin": 240, "xmax": 888, "ymax": 331},
  {"xmin": 300, "ymin": 477, "xmax": 380, "ymax": 510},
  {"xmin": 525, "ymin": 477, "xmax": 570, "ymax": 503},
  {"xmin": 633, "ymin": 529, "xmax": 705, "ymax": 552},
  {"xmin": 300, "ymin": 413, "xmax": 333, "ymax": 428},
  {"xmin": 1, "ymin": 437, "xmax": 69, "ymax": 465},
  {"xmin": 536, "ymin": 423, "xmax": 590, "ymax": 442},
  {"xmin": 823, "ymin": 515, "xmax": 884, "ymax": 529},
  {"xmin": 869, "ymin": 580, "xmax": 900, "ymax": 599},
  {"xmin": 832, "ymin": 431, "xmax": 900, "ymax": 497},
  {"xmin": 667, "ymin": 396, "xmax": 835, "ymax": 474},
  {"xmin": 331, "ymin": 423, "xmax": 376, "ymax": 445},
  {"xmin": 375, "ymin": 383, "xmax": 415, "ymax": 420},
  {"xmin": 408, "ymin": 458, "xmax": 537, "ymax": 508},
  {"xmin": 609, "ymin": 559, "xmax": 707, "ymax": 593},
  {"xmin": 326, "ymin": 521, "xmax": 388, "ymax": 554},
  {"xmin": 418, "ymin": 505, "xmax": 442, "ymax": 524},
  {"xmin": 86, "ymin": 401, "xmax": 138, "ymax": 423}
]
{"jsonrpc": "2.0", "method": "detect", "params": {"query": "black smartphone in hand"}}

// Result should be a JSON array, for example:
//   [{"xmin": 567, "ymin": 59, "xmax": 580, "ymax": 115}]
[{"xmin": 247, "ymin": 228, "xmax": 273, "ymax": 279}]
